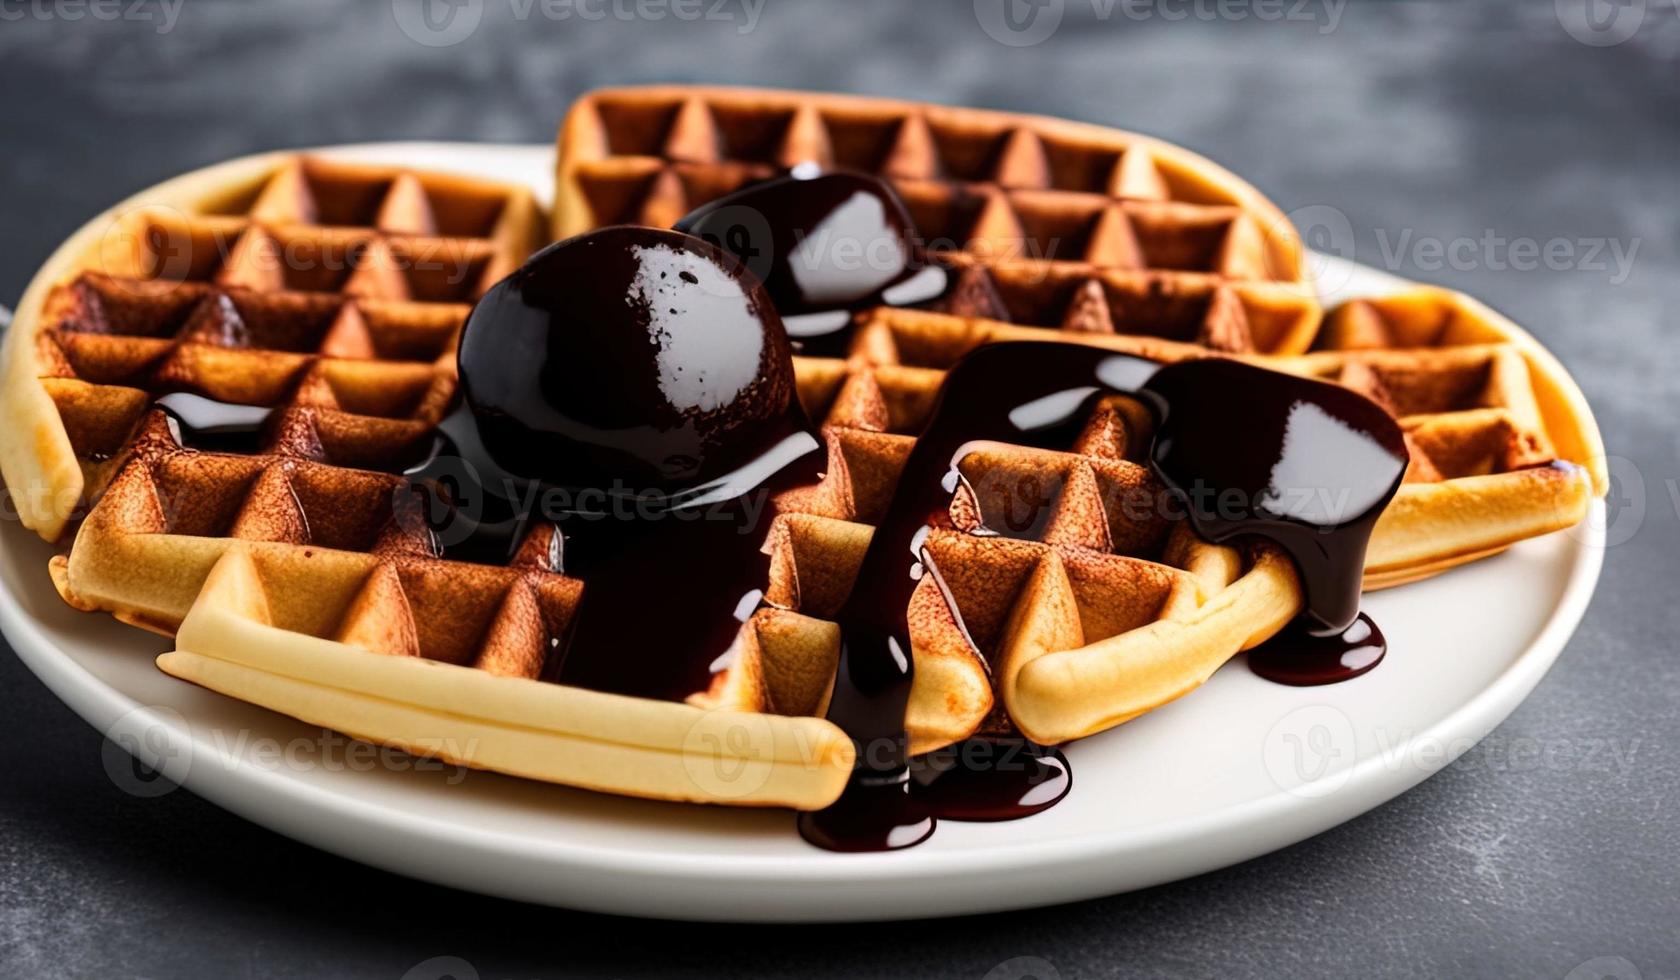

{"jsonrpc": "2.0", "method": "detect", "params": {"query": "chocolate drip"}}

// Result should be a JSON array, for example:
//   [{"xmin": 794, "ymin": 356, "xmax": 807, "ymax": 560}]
[
  {"xmin": 675, "ymin": 171, "xmax": 947, "ymax": 357},
  {"xmin": 911, "ymin": 739, "xmax": 1073, "ymax": 822},
  {"xmin": 1142, "ymin": 357, "xmax": 1406, "ymax": 635}
]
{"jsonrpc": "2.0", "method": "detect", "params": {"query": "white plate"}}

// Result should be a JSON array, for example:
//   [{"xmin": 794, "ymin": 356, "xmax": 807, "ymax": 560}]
[{"xmin": 0, "ymin": 143, "xmax": 1605, "ymax": 922}]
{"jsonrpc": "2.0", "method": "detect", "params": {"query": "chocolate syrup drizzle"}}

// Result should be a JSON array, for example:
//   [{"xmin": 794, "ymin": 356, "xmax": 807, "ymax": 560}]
[
  {"xmin": 675, "ymin": 171, "xmax": 948, "ymax": 357},
  {"xmin": 799, "ymin": 343, "xmax": 1408, "ymax": 851}
]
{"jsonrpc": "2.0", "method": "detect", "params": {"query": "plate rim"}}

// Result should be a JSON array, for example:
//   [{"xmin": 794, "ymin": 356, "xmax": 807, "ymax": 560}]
[{"xmin": 0, "ymin": 140, "xmax": 1608, "ymax": 918}]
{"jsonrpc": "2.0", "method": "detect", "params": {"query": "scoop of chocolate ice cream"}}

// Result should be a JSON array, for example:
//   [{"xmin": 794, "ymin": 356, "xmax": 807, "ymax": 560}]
[{"xmin": 457, "ymin": 225, "xmax": 800, "ymax": 493}]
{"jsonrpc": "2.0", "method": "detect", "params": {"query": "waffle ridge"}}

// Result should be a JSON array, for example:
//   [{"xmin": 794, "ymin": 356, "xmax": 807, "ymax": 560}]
[
  {"xmin": 8, "ymin": 155, "xmax": 542, "ymax": 534},
  {"xmin": 557, "ymin": 85, "xmax": 1311, "ymax": 286}
]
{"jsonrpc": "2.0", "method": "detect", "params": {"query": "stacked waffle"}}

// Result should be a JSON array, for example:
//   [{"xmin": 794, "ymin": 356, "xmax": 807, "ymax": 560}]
[{"xmin": 0, "ymin": 90, "xmax": 1607, "ymax": 811}]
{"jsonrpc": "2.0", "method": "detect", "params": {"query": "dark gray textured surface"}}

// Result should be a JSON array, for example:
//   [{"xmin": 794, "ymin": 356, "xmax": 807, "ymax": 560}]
[{"xmin": 2, "ymin": 1, "xmax": 1677, "ymax": 976}]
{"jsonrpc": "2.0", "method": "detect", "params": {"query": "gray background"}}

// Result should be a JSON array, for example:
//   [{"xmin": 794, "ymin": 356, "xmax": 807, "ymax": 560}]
[{"xmin": 2, "ymin": 1, "xmax": 1676, "ymax": 977}]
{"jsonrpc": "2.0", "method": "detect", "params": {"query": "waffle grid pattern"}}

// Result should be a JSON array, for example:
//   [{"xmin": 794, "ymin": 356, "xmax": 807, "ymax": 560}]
[
  {"xmin": 31, "ymin": 157, "xmax": 539, "ymax": 504},
  {"xmin": 557, "ymin": 86, "xmax": 1307, "ymax": 284}
]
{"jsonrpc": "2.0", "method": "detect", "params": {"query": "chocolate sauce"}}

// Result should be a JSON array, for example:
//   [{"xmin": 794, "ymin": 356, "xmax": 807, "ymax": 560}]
[
  {"xmin": 1247, "ymin": 612, "xmax": 1386, "ymax": 686},
  {"xmin": 1142, "ymin": 357, "xmax": 1407, "ymax": 634},
  {"xmin": 675, "ymin": 172, "xmax": 947, "ymax": 357},
  {"xmin": 804, "ymin": 342, "xmax": 1407, "ymax": 851},
  {"xmin": 1142, "ymin": 358, "xmax": 1408, "ymax": 686},
  {"xmin": 427, "ymin": 227, "xmax": 828, "ymax": 700}
]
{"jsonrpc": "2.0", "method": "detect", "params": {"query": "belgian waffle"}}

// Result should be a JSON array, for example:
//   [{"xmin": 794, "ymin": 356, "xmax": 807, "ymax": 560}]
[
  {"xmin": 1289, "ymin": 287, "xmax": 1606, "ymax": 586},
  {"xmin": 1, "ymin": 152, "xmax": 856, "ymax": 806}
]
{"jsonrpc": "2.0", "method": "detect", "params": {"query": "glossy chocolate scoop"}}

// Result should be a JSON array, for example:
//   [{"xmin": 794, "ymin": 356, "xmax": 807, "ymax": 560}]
[
  {"xmin": 434, "ymin": 226, "xmax": 827, "ymax": 701},
  {"xmin": 457, "ymin": 225, "xmax": 802, "ymax": 493},
  {"xmin": 675, "ymin": 171, "xmax": 946, "ymax": 355}
]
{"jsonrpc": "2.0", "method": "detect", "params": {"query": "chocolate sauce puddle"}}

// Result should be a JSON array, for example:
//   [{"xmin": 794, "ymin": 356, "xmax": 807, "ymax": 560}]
[{"xmin": 803, "ymin": 342, "xmax": 1407, "ymax": 851}]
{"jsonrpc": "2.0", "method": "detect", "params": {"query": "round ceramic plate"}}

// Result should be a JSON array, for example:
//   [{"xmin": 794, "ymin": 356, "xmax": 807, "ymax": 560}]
[{"xmin": 0, "ymin": 143, "xmax": 1606, "ymax": 922}]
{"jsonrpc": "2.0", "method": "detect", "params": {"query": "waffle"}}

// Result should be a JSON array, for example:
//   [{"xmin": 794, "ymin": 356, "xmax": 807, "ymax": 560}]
[
  {"xmin": 556, "ymin": 85, "xmax": 1312, "ymax": 292},
  {"xmin": 5, "ymin": 105, "xmax": 1606, "ymax": 809}
]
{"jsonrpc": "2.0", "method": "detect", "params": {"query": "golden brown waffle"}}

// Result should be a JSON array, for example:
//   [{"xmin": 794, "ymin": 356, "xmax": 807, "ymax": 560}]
[
  {"xmin": 556, "ymin": 85, "xmax": 1311, "ymax": 288},
  {"xmin": 697, "ymin": 375, "xmax": 1300, "ymax": 748},
  {"xmin": 0, "ymin": 153, "xmax": 542, "ymax": 542},
  {"xmin": 12, "ymin": 143, "xmax": 1292, "ymax": 807}
]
